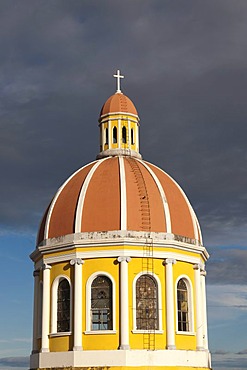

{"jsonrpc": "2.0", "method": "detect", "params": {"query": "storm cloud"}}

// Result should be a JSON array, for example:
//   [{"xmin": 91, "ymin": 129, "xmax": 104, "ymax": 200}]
[{"xmin": 0, "ymin": 0, "xmax": 247, "ymax": 251}]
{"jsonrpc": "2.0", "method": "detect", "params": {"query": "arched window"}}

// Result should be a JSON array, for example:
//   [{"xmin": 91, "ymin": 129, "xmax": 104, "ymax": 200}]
[
  {"xmin": 177, "ymin": 279, "xmax": 189, "ymax": 332},
  {"xmin": 91, "ymin": 275, "xmax": 113, "ymax": 330},
  {"xmin": 136, "ymin": 274, "xmax": 158, "ymax": 330},
  {"xmin": 131, "ymin": 128, "xmax": 134, "ymax": 145},
  {"xmin": 122, "ymin": 126, "xmax": 127, "ymax": 144},
  {"xmin": 105, "ymin": 128, "xmax": 108, "ymax": 145},
  {"xmin": 113, "ymin": 126, "xmax": 117, "ymax": 143},
  {"xmin": 57, "ymin": 279, "xmax": 70, "ymax": 332}
]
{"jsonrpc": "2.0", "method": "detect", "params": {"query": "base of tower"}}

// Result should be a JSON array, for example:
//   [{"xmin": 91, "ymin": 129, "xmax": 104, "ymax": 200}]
[{"xmin": 30, "ymin": 349, "xmax": 211, "ymax": 370}]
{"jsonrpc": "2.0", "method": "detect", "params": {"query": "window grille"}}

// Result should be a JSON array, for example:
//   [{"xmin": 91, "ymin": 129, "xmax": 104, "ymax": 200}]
[
  {"xmin": 57, "ymin": 279, "xmax": 70, "ymax": 332},
  {"xmin": 136, "ymin": 274, "xmax": 158, "ymax": 330},
  {"xmin": 177, "ymin": 279, "xmax": 189, "ymax": 331},
  {"xmin": 91, "ymin": 275, "xmax": 113, "ymax": 330}
]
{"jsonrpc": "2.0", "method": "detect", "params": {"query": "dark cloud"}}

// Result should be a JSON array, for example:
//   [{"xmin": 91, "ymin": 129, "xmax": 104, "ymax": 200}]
[
  {"xmin": 207, "ymin": 247, "xmax": 247, "ymax": 284},
  {"xmin": 0, "ymin": 0, "xmax": 247, "ymax": 249}
]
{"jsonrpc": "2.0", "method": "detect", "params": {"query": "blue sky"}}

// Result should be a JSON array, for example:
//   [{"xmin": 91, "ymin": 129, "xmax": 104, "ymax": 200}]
[{"xmin": 0, "ymin": 1, "xmax": 247, "ymax": 369}]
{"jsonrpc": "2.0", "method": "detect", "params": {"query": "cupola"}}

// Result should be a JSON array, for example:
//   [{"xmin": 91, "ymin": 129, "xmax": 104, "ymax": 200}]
[{"xmin": 97, "ymin": 70, "xmax": 141, "ymax": 159}]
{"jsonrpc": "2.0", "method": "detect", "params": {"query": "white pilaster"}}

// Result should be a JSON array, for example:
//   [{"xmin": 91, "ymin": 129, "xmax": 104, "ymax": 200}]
[
  {"xmin": 164, "ymin": 258, "xmax": 176, "ymax": 350},
  {"xmin": 41, "ymin": 264, "xmax": 51, "ymax": 353},
  {"xmin": 70, "ymin": 258, "xmax": 84, "ymax": 351},
  {"xmin": 117, "ymin": 256, "xmax": 131, "ymax": 349},
  {"xmin": 108, "ymin": 121, "xmax": 112, "ymax": 149},
  {"xmin": 136, "ymin": 123, "xmax": 139, "ymax": 152},
  {"xmin": 32, "ymin": 269, "xmax": 40, "ymax": 354},
  {"xmin": 193, "ymin": 264, "xmax": 204, "ymax": 350},
  {"xmin": 101, "ymin": 125, "xmax": 104, "ymax": 151},
  {"xmin": 201, "ymin": 269, "xmax": 208, "ymax": 349},
  {"xmin": 128, "ymin": 119, "xmax": 131, "ymax": 148},
  {"xmin": 118, "ymin": 119, "xmax": 121, "ymax": 148}
]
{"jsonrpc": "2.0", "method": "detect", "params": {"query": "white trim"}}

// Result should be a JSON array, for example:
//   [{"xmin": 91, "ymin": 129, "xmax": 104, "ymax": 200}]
[
  {"xmin": 84, "ymin": 330, "xmax": 117, "ymax": 335},
  {"xmin": 119, "ymin": 157, "xmax": 127, "ymax": 230},
  {"xmin": 51, "ymin": 275, "xmax": 72, "ymax": 334},
  {"xmin": 132, "ymin": 271, "xmax": 162, "ymax": 331},
  {"xmin": 117, "ymin": 119, "xmax": 121, "ymax": 148},
  {"xmin": 75, "ymin": 158, "xmax": 108, "ymax": 233},
  {"xmin": 42, "ymin": 249, "xmax": 202, "ymax": 266},
  {"xmin": 44, "ymin": 162, "xmax": 97, "ymax": 240},
  {"xmin": 137, "ymin": 159, "xmax": 171, "ymax": 233},
  {"xmin": 175, "ymin": 275, "xmax": 194, "ymax": 334},
  {"xmin": 100, "ymin": 111, "xmax": 139, "ymax": 120},
  {"xmin": 132, "ymin": 330, "xmax": 164, "ymax": 334},
  {"xmin": 49, "ymin": 332, "xmax": 72, "ymax": 337},
  {"xmin": 86, "ymin": 271, "xmax": 116, "ymax": 332}
]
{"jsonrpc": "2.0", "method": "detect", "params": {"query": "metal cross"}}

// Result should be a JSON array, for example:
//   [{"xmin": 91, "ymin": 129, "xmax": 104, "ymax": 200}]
[{"xmin": 113, "ymin": 69, "xmax": 124, "ymax": 93}]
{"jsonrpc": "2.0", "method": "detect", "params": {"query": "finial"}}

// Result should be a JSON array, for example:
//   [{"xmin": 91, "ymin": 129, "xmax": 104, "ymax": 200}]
[{"xmin": 113, "ymin": 69, "xmax": 124, "ymax": 93}]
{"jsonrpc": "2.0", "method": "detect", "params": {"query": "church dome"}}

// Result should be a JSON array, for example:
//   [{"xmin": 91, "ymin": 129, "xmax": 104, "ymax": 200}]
[
  {"xmin": 37, "ymin": 156, "xmax": 202, "ymax": 246},
  {"xmin": 100, "ymin": 92, "xmax": 138, "ymax": 117}
]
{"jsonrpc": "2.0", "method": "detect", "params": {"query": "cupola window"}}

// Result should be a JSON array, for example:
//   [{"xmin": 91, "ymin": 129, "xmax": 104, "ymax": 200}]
[
  {"xmin": 177, "ymin": 279, "xmax": 189, "ymax": 332},
  {"xmin": 91, "ymin": 275, "xmax": 113, "ymax": 330},
  {"xmin": 131, "ymin": 128, "xmax": 134, "ymax": 145},
  {"xmin": 113, "ymin": 126, "xmax": 117, "ymax": 144},
  {"xmin": 57, "ymin": 279, "xmax": 70, "ymax": 332},
  {"xmin": 105, "ymin": 128, "xmax": 108, "ymax": 145},
  {"xmin": 122, "ymin": 126, "xmax": 127, "ymax": 144},
  {"xmin": 136, "ymin": 274, "xmax": 158, "ymax": 330}
]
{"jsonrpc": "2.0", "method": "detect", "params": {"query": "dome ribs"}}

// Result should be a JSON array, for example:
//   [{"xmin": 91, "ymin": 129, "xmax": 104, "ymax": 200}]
[{"xmin": 126, "ymin": 157, "xmax": 151, "ymax": 231}]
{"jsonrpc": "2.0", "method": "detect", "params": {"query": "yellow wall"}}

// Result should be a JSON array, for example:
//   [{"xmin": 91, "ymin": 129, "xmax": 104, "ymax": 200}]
[{"xmin": 40, "ymin": 245, "xmax": 204, "ymax": 353}]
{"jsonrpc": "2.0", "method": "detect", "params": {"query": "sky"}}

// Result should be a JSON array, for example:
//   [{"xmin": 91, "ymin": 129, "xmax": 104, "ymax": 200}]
[{"xmin": 0, "ymin": 1, "xmax": 247, "ymax": 369}]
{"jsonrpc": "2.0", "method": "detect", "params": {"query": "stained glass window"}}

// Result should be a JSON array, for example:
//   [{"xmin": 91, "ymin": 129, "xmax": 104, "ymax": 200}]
[
  {"xmin": 91, "ymin": 275, "xmax": 113, "ymax": 330},
  {"xmin": 177, "ymin": 279, "xmax": 189, "ymax": 332},
  {"xmin": 136, "ymin": 274, "xmax": 158, "ymax": 330},
  {"xmin": 57, "ymin": 279, "xmax": 70, "ymax": 332}
]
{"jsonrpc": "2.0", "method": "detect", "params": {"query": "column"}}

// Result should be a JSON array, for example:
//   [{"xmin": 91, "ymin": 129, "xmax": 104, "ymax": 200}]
[
  {"xmin": 193, "ymin": 264, "xmax": 204, "ymax": 350},
  {"xmin": 128, "ymin": 119, "xmax": 131, "ymax": 148},
  {"xmin": 32, "ymin": 269, "xmax": 40, "ymax": 354},
  {"xmin": 117, "ymin": 256, "xmax": 131, "ymax": 349},
  {"xmin": 164, "ymin": 258, "xmax": 176, "ymax": 350},
  {"xmin": 108, "ymin": 121, "xmax": 112, "ymax": 149},
  {"xmin": 70, "ymin": 258, "xmax": 84, "ymax": 351},
  {"xmin": 201, "ymin": 269, "xmax": 208, "ymax": 349},
  {"xmin": 118, "ymin": 119, "xmax": 121, "ymax": 148},
  {"xmin": 101, "ymin": 125, "xmax": 104, "ymax": 151},
  {"xmin": 41, "ymin": 264, "xmax": 51, "ymax": 352},
  {"xmin": 135, "ymin": 123, "xmax": 139, "ymax": 152}
]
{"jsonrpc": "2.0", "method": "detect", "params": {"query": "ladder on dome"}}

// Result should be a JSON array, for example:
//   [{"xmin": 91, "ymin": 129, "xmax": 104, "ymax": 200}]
[{"xmin": 127, "ymin": 157, "xmax": 156, "ymax": 350}]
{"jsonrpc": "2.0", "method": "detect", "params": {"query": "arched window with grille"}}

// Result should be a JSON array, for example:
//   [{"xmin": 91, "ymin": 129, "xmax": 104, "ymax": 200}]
[
  {"xmin": 136, "ymin": 274, "xmax": 158, "ymax": 330},
  {"xmin": 105, "ymin": 128, "xmax": 108, "ymax": 145},
  {"xmin": 57, "ymin": 279, "xmax": 70, "ymax": 332},
  {"xmin": 122, "ymin": 126, "xmax": 127, "ymax": 143},
  {"xmin": 113, "ymin": 126, "xmax": 117, "ymax": 143},
  {"xmin": 131, "ymin": 128, "xmax": 134, "ymax": 145},
  {"xmin": 91, "ymin": 275, "xmax": 113, "ymax": 330},
  {"xmin": 177, "ymin": 278, "xmax": 189, "ymax": 332}
]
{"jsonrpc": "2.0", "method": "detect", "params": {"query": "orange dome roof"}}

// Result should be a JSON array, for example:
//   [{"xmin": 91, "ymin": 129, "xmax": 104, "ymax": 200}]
[
  {"xmin": 100, "ymin": 92, "xmax": 138, "ymax": 117},
  {"xmin": 37, "ymin": 157, "xmax": 202, "ymax": 246}
]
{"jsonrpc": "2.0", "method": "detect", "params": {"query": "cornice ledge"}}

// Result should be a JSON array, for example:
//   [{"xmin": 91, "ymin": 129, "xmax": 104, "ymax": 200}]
[{"xmin": 30, "ymin": 230, "xmax": 208, "ymax": 262}]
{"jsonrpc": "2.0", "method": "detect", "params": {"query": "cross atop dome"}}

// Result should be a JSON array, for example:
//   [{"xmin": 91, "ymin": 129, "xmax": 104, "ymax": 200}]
[{"xmin": 113, "ymin": 69, "xmax": 124, "ymax": 93}]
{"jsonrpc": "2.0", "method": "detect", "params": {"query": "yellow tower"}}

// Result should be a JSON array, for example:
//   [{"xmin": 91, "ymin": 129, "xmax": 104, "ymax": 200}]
[{"xmin": 30, "ymin": 70, "xmax": 212, "ymax": 370}]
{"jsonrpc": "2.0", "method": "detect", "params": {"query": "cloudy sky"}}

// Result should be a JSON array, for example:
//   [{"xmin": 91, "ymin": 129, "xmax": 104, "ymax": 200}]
[{"xmin": 0, "ymin": 1, "xmax": 247, "ymax": 369}]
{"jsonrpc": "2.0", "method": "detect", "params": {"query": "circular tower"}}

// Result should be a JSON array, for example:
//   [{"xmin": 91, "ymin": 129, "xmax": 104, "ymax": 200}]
[{"xmin": 30, "ymin": 71, "xmax": 211, "ymax": 370}]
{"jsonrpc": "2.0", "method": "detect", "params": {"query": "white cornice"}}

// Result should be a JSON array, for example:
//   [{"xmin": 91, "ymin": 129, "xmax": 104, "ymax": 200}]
[
  {"xmin": 31, "ymin": 230, "xmax": 209, "ymax": 264},
  {"xmin": 37, "ymin": 248, "xmax": 203, "ymax": 268}
]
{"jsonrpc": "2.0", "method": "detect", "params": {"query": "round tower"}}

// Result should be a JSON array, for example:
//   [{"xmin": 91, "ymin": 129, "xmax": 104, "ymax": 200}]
[{"xmin": 30, "ymin": 70, "xmax": 211, "ymax": 370}]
